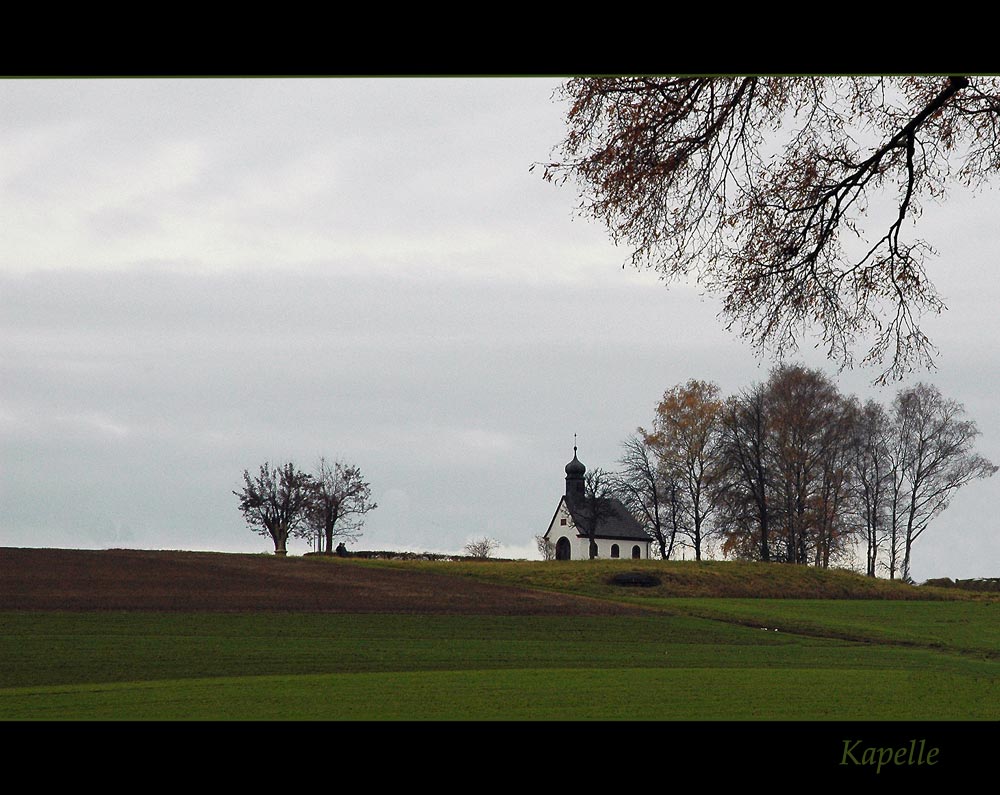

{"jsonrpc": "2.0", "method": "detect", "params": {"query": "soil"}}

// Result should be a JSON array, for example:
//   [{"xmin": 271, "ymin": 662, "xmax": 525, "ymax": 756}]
[{"xmin": 0, "ymin": 547, "xmax": 648, "ymax": 615}]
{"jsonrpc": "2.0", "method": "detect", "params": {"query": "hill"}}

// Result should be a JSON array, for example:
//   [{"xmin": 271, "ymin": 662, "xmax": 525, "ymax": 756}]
[
  {"xmin": 392, "ymin": 557, "xmax": 988, "ymax": 601},
  {"xmin": 0, "ymin": 547, "xmax": 986, "ymax": 611},
  {"xmin": 0, "ymin": 547, "xmax": 646, "ymax": 614}
]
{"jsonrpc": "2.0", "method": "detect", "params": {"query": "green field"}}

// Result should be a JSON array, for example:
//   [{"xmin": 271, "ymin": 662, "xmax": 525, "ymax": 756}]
[{"xmin": 2, "ymin": 599, "xmax": 997, "ymax": 721}]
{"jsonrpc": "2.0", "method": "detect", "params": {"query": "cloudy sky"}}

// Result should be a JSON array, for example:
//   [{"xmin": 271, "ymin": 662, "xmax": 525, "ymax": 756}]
[{"xmin": 2, "ymin": 77, "xmax": 997, "ymax": 582}]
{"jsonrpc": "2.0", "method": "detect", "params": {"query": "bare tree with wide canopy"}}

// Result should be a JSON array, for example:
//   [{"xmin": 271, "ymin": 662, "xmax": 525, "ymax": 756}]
[
  {"xmin": 541, "ymin": 76, "xmax": 1000, "ymax": 381},
  {"xmin": 304, "ymin": 458, "xmax": 377, "ymax": 555}
]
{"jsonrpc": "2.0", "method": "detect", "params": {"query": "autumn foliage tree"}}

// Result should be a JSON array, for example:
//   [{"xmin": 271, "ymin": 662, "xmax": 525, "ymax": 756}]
[
  {"xmin": 763, "ymin": 365, "xmax": 854, "ymax": 566},
  {"xmin": 541, "ymin": 76, "xmax": 1000, "ymax": 380},
  {"xmin": 628, "ymin": 365, "xmax": 995, "ymax": 579},
  {"xmin": 714, "ymin": 365, "xmax": 881, "ymax": 569},
  {"xmin": 646, "ymin": 380, "xmax": 724, "ymax": 561}
]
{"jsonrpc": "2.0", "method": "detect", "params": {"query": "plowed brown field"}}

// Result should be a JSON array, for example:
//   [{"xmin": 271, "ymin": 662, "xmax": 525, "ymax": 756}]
[{"xmin": 0, "ymin": 547, "xmax": 645, "ymax": 615}]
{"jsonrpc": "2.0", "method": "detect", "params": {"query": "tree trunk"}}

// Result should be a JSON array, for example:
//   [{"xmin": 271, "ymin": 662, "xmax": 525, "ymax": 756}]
[
  {"xmin": 757, "ymin": 489, "xmax": 770, "ymax": 562},
  {"xmin": 866, "ymin": 529, "xmax": 877, "ymax": 577}
]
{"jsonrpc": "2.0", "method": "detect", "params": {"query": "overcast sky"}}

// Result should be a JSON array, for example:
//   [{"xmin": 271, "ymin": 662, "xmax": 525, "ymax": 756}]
[{"xmin": 2, "ymin": 77, "xmax": 997, "ymax": 582}]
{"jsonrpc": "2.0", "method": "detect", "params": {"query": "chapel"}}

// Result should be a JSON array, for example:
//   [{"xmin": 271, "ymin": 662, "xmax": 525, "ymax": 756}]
[{"xmin": 542, "ymin": 446, "xmax": 651, "ymax": 560}]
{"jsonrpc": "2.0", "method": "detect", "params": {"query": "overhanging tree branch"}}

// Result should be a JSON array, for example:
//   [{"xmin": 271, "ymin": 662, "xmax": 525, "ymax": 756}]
[{"xmin": 541, "ymin": 76, "xmax": 998, "ymax": 382}]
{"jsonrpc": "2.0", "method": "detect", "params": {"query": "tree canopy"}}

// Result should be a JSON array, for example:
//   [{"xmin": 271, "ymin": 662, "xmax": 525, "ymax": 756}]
[
  {"xmin": 541, "ymin": 76, "xmax": 1000, "ymax": 381},
  {"xmin": 234, "ymin": 462, "xmax": 313, "ymax": 556}
]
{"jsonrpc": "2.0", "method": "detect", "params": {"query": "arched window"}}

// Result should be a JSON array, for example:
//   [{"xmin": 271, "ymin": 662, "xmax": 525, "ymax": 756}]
[
  {"xmin": 556, "ymin": 537, "xmax": 571, "ymax": 561},
  {"xmin": 631, "ymin": 545, "xmax": 641, "ymax": 559},
  {"xmin": 611, "ymin": 544, "xmax": 620, "ymax": 558}
]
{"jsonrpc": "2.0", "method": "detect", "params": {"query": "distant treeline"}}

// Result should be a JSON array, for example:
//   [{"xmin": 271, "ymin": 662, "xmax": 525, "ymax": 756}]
[
  {"xmin": 306, "ymin": 549, "xmax": 451, "ymax": 560},
  {"xmin": 305, "ymin": 550, "xmax": 519, "ymax": 562}
]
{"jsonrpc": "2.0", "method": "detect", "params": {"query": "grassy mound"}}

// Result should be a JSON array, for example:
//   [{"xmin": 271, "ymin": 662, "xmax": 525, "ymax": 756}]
[{"xmin": 349, "ymin": 556, "xmax": 989, "ymax": 601}]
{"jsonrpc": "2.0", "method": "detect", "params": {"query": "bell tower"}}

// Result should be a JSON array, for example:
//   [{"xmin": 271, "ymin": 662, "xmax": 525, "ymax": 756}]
[{"xmin": 565, "ymin": 437, "xmax": 586, "ymax": 499}]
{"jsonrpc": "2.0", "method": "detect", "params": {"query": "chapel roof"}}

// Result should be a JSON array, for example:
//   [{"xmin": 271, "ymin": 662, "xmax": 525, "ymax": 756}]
[{"xmin": 563, "ymin": 494, "xmax": 650, "ymax": 541}]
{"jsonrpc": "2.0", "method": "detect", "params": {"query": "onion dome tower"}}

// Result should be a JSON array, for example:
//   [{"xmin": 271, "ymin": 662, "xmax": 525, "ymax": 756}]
[{"xmin": 565, "ymin": 442, "xmax": 586, "ymax": 499}]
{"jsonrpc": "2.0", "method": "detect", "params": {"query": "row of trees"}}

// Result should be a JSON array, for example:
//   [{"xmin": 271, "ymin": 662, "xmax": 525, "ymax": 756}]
[
  {"xmin": 234, "ymin": 458, "xmax": 377, "ymax": 555},
  {"xmin": 612, "ymin": 366, "xmax": 995, "ymax": 581}
]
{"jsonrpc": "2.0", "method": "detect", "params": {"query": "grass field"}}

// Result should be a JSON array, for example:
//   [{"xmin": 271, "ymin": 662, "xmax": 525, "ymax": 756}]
[
  {"xmin": 2, "ymin": 603, "xmax": 996, "ymax": 721},
  {"xmin": 2, "ymin": 550, "xmax": 998, "ymax": 723},
  {"xmin": 5, "ymin": 550, "xmax": 995, "ymax": 781}
]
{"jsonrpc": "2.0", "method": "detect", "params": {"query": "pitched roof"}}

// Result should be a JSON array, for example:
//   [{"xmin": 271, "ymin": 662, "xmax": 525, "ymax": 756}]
[{"xmin": 563, "ymin": 494, "xmax": 650, "ymax": 541}]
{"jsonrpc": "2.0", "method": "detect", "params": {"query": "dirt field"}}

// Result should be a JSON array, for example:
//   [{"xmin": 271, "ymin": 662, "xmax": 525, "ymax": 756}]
[{"xmin": 0, "ymin": 547, "xmax": 646, "ymax": 615}]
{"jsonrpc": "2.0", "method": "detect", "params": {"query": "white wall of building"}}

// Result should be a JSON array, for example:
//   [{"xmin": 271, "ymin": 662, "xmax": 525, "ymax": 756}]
[{"xmin": 545, "ymin": 498, "xmax": 649, "ymax": 560}]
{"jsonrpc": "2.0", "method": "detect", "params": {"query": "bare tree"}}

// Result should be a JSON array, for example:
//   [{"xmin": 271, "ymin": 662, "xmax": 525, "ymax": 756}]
[
  {"xmin": 613, "ymin": 432, "xmax": 678, "ymax": 559},
  {"xmin": 892, "ymin": 384, "xmax": 997, "ymax": 581},
  {"xmin": 849, "ymin": 399, "xmax": 894, "ymax": 577},
  {"xmin": 535, "ymin": 534, "xmax": 556, "ymax": 561},
  {"xmin": 715, "ymin": 383, "xmax": 774, "ymax": 562},
  {"xmin": 811, "ymin": 395, "xmax": 858, "ymax": 569},
  {"xmin": 303, "ymin": 458, "xmax": 377, "ymax": 555},
  {"xmin": 575, "ymin": 468, "xmax": 620, "ymax": 559},
  {"xmin": 882, "ymin": 401, "xmax": 913, "ymax": 580},
  {"xmin": 540, "ymin": 76, "xmax": 1000, "ymax": 380},
  {"xmin": 234, "ymin": 462, "xmax": 313, "ymax": 556},
  {"xmin": 465, "ymin": 537, "xmax": 501, "ymax": 559}
]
